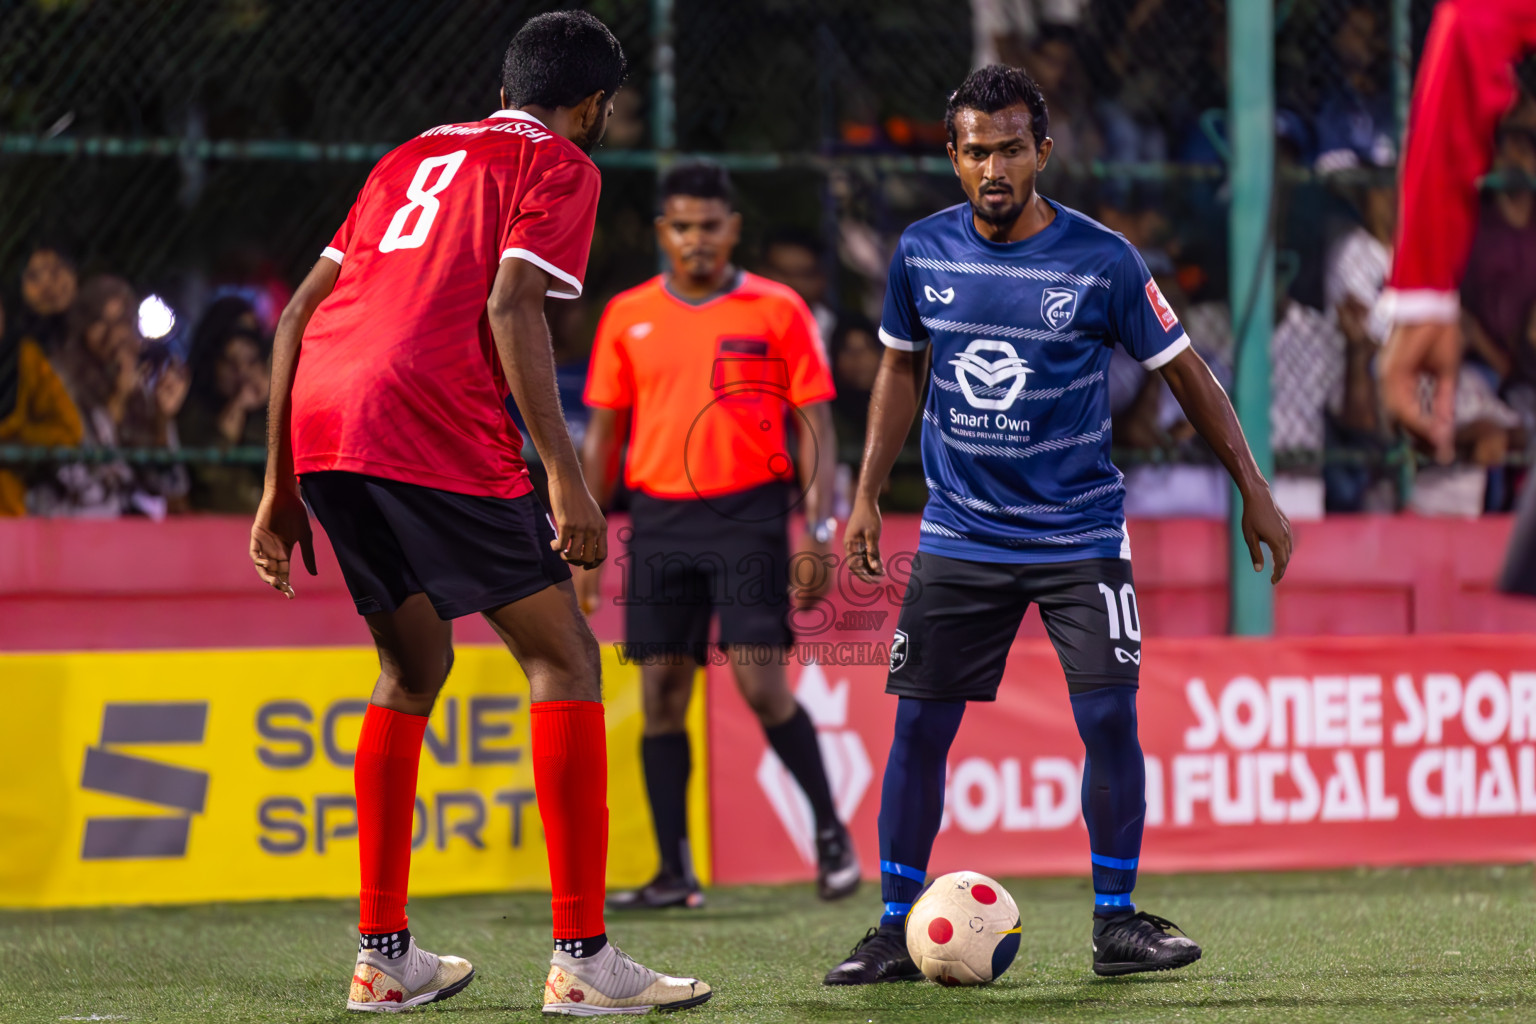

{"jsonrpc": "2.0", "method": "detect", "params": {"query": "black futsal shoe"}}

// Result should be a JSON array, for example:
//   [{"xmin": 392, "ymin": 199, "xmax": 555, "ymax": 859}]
[
  {"xmin": 605, "ymin": 873, "xmax": 705, "ymax": 911},
  {"xmin": 823, "ymin": 924, "xmax": 924, "ymax": 985},
  {"xmin": 1091, "ymin": 911, "xmax": 1202, "ymax": 977},
  {"xmin": 815, "ymin": 826, "xmax": 861, "ymax": 901}
]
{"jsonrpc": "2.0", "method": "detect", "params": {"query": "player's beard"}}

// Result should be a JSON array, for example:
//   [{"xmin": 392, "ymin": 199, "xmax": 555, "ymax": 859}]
[{"xmin": 970, "ymin": 187, "xmax": 1025, "ymax": 229}]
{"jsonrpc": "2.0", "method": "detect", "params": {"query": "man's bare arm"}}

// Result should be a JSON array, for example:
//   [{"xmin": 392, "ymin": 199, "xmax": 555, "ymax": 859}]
[
  {"xmin": 795, "ymin": 400, "xmax": 836, "ymax": 527},
  {"xmin": 487, "ymin": 257, "xmax": 605, "ymax": 568},
  {"xmin": 265, "ymin": 258, "xmax": 339, "ymax": 492},
  {"xmin": 1159, "ymin": 345, "xmax": 1293, "ymax": 582},
  {"xmin": 846, "ymin": 345, "xmax": 927, "ymax": 577},
  {"xmin": 580, "ymin": 406, "xmax": 629, "ymax": 512},
  {"xmin": 251, "ymin": 256, "xmax": 337, "ymax": 596}
]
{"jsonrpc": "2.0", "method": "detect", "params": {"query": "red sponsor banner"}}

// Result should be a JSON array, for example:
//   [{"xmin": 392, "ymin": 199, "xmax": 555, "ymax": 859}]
[{"xmin": 708, "ymin": 634, "xmax": 1536, "ymax": 884}]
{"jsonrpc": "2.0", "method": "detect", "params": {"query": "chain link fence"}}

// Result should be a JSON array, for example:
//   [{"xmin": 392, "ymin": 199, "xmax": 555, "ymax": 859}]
[{"xmin": 0, "ymin": 0, "xmax": 1527, "ymax": 518}]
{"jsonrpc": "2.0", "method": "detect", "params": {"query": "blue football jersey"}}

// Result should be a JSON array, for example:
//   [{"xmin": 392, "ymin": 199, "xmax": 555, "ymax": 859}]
[{"xmin": 880, "ymin": 199, "xmax": 1191, "ymax": 563}]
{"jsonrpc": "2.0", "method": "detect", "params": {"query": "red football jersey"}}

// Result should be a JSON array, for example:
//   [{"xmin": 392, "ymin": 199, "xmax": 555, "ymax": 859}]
[{"xmin": 292, "ymin": 109, "xmax": 600, "ymax": 497}]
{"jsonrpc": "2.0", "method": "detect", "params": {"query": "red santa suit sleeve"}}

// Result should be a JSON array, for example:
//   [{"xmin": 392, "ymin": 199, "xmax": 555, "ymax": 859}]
[{"xmin": 1384, "ymin": 0, "xmax": 1536, "ymax": 324}]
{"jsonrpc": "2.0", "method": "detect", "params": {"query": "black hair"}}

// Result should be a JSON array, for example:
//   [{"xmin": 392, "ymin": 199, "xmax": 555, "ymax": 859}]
[
  {"xmin": 658, "ymin": 159, "xmax": 735, "ymax": 209},
  {"xmin": 762, "ymin": 226, "xmax": 824, "ymax": 259},
  {"xmin": 944, "ymin": 64, "xmax": 1049, "ymax": 149},
  {"xmin": 502, "ymin": 11, "xmax": 627, "ymax": 110},
  {"xmin": 187, "ymin": 296, "xmax": 269, "ymax": 412}
]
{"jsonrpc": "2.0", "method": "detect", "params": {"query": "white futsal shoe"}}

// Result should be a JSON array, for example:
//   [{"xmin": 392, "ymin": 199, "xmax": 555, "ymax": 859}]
[
  {"xmin": 347, "ymin": 935, "xmax": 475, "ymax": 1012},
  {"xmin": 543, "ymin": 942, "xmax": 712, "ymax": 1015}
]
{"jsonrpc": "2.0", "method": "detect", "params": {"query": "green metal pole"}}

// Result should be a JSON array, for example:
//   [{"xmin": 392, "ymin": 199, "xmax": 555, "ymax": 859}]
[
  {"xmin": 1228, "ymin": 0, "xmax": 1275, "ymax": 636},
  {"xmin": 651, "ymin": 0, "xmax": 676, "ymax": 154},
  {"xmin": 1392, "ymin": 0, "xmax": 1411, "ymax": 149}
]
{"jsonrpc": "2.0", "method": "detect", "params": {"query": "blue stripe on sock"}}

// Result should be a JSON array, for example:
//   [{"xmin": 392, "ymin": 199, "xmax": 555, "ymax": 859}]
[
  {"xmin": 1095, "ymin": 893, "xmax": 1133, "ymax": 907},
  {"xmin": 879, "ymin": 860, "xmax": 925, "ymax": 882},
  {"xmin": 883, "ymin": 901, "xmax": 912, "ymax": 919},
  {"xmin": 1090, "ymin": 853, "xmax": 1139, "ymax": 870}
]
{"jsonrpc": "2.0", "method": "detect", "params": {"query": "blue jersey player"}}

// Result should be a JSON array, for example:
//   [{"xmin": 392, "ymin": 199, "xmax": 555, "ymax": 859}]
[{"xmin": 823, "ymin": 66, "xmax": 1292, "ymax": 983}]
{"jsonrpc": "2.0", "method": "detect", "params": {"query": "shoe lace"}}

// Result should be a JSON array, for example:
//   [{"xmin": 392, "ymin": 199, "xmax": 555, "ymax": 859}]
[
  {"xmin": 847, "ymin": 926, "xmax": 903, "ymax": 960},
  {"xmin": 1118, "ymin": 911, "xmax": 1185, "ymax": 942},
  {"xmin": 602, "ymin": 944, "xmax": 656, "ymax": 994}
]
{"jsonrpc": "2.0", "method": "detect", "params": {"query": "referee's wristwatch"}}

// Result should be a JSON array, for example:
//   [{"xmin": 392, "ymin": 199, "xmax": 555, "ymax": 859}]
[{"xmin": 810, "ymin": 517, "xmax": 838, "ymax": 545}]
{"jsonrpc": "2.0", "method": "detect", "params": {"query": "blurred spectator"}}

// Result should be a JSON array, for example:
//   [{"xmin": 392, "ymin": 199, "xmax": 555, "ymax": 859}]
[
  {"xmin": 1313, "ymin": 3, "xmax": 1395, "ymax": 172},
  {"xmin": 829, "ymin": 315, "xmax": 880, "ymax": 445},
  {"xmin": 759, "ymin": 229, "xmax": 838, "ymax": 344},
  {"xmin": 1021, "ymin": 25, "xmax": 1101, "ymax": 164},
  {"xmin": 0, "ymin": 294, "xmax": 83, "ymax": 516},
  {"xmin": 828, "ymin": 315, "xmax": 882, "ymax": 518},
  {"xmin": 36, "ymin": 276, "xmax": 189, "ymax": 518},
  {"xmin": 1462, "ymin": 125, "xmax": 1536, "ymax": 402},
  {"xmin": 971, "ymin": 0, "xmax": 1087, "ymax": 68},
  {"xmin": 1270, "ymin": 292, "xmax": 1377, "ymax": 520},
  {"xmin": 178, "ymin": 298, "xmax": 270, "ymax": 513},
  {"xmin": 1326, "ymin": 179, "xmax": 1397, "ymax": 349},
  {"xmin": 15, "ymin": 244, "xmax": 78, "ymax": 356}
]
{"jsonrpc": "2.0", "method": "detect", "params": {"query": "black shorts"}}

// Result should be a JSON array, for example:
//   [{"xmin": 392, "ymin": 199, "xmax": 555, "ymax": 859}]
[
  {"xmin": 300, "ymin": 471, "xmax": 571, "ymax": 620},
  {"xmin": 622, "ymin": 483, "xmax": 793, "ymax": 664},
  {"xmin": 887, "ymin": 551, "xmax": 1141, "ymax": 702}
]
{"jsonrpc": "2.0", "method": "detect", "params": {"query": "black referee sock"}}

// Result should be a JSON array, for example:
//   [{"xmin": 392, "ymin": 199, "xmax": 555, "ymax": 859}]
[
  {"xmin": 765, "ymin": 704, "xmax": 839, "ymax": 832},
  {"xmin": 641, "ymin": 732, "xmax": 691, "ymax": 879},
  {"xmin": 360, "ymin": 927, "xmax": 410, "ymax": 960}
]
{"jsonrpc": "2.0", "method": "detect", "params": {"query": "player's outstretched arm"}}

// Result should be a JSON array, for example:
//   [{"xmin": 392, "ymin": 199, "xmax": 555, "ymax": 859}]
[
  {"xmin": 847, "ymin": 346, "xmax": 926, "ymax": 580},
  {"xmin": 1159, "ymin": 346, "xmax": 1293, "ymax": 584},
  {"xmin": 251, "ymin": 257, "xmax": 337, "ymax": 598},
  {"xmin": 488, "ymin": 257, "xmax": 605, "ymax": 570}
]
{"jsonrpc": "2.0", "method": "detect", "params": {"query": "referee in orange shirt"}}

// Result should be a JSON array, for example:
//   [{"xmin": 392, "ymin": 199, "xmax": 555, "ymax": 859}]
[{"xmin": 580, "ymin": 161, "xmax": 858, "ymax": 907}]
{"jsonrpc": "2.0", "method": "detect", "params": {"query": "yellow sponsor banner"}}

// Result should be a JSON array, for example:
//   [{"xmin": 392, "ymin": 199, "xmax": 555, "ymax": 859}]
[{"xmin": 0, "ymin": 645, "xmax": 709, "ymax": 907}]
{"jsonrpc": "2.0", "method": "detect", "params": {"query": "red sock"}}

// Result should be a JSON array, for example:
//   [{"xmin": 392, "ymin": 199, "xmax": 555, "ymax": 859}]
[
  {"xmin": 531, "ymin": 700, "xmax": 609, "ymax": 940},
  {"xmin": 355, "ymin": 704, "xmax": 428, "ymax": 934}
]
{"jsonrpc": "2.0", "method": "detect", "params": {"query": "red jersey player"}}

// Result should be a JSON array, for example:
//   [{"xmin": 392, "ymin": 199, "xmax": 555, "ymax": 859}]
[{"xmin": 249, "ymin": 12, "xmax": 711, "ymax": 1016}]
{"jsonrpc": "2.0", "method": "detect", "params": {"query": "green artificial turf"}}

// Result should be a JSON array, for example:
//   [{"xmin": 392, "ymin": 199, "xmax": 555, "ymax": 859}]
[{"xmin": 2, "ymin": 866, "xmax": 1532, "ymax": 1023}]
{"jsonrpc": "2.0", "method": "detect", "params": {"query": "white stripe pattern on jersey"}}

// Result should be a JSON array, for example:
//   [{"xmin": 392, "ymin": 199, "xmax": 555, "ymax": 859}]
[
  {"xmin": 905, "ymin": 256, "xmax": 1112, "ymax": 289},
  {"xmin": 925, "ymin": 477, "xmax": 1124, "ymax": 518},
  {"xmin": 929, "ymin": 369, "xmax": 1105, "ymax": 402},
  {"xmin": 919, "ymin": 520, "xmax": 966, "ymax": 539},
  {"xmin": 1030, "ymin": 526, "xmax": 1126, "ymax": 545},
  {"xmin": 925, "ymin": 411, "xmax": 1112, "ymax": 459},
  {"xmin": 920, "ymin": 316, "xmax": 1083, "ymax": 342}
]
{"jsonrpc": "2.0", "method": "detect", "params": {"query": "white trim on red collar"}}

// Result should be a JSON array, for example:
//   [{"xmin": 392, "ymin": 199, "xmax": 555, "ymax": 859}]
[{"xmin": 489, "ymin": 109, "xmax": 548, "ymax": 127}]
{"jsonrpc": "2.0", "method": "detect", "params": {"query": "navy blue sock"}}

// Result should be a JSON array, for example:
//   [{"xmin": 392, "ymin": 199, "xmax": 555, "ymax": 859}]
[
  {"xmin": 1070, "ymin": 686, "xmax": 1145, "ymax": 919},
  {"xmin": 877, "ymin": 697, "xmax": 966, "ymax": 928}
]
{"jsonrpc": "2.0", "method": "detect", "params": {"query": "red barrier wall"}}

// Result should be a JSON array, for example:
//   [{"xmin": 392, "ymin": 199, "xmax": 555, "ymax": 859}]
[
  {"xmin": 3, "ymin": 514, "xmax": 1535, "ymax": 650},
  {"xmin": 707, "ymin": 634, "xmax": 1536, "ymax": 883}
]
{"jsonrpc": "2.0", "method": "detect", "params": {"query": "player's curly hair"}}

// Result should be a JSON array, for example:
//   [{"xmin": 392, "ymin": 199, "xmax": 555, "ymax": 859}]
[
  {"xmin": 945, "ymin": 64, "xmax": 1049, "ymax": 149},
  {"xmin": 659, "ymin": 160, "xmax": 736, "ymax": 209},
  {"xmin": 502, "ymin": 11, "xmax": 627, "ymax": 110}
]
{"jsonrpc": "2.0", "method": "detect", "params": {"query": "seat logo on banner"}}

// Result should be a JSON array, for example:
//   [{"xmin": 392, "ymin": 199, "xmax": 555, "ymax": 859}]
[{"xmin": 79, "ymin": 702, "xmax": 209, "ymax": 859}]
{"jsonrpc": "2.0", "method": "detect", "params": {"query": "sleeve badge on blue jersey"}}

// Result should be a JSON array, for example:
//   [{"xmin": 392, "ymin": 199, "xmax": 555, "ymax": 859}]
[{"xmin": 1145, "ymin": 278, "xmax": 1180, "ymax": 332}]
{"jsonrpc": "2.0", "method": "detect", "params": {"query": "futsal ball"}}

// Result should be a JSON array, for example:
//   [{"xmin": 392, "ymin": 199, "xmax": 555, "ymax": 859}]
[{"xmin": 905, "ymin": 871, "xmax": 1021, "ymax": 985}]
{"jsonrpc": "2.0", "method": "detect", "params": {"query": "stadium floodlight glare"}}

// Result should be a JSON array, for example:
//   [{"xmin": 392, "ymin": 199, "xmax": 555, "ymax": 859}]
[{"xmin": 139, "ymin": 295, "xmax": 176, "ymax": 339}]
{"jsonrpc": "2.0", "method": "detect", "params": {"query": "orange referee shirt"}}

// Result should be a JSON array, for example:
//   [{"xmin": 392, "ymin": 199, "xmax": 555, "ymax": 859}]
[{"xmin": 585, "ymin": 271, "xmax": 836, "ymax": 499}]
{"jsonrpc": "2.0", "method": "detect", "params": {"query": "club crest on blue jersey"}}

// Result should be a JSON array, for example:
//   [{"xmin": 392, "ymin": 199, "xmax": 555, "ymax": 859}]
[{"xmin": 1041, "ymin": 287, "xmax": 1079, "ymax": 330}]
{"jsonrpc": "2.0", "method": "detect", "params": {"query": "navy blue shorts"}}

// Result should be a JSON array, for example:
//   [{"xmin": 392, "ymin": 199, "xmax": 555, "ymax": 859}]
[
  {"xmin": 888, "ymin": 552, "xmax": 1140, "ymax": 701},
  {"xmin": 300, "ymin": 471, "xmax": 571, "ymax": 620}
]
